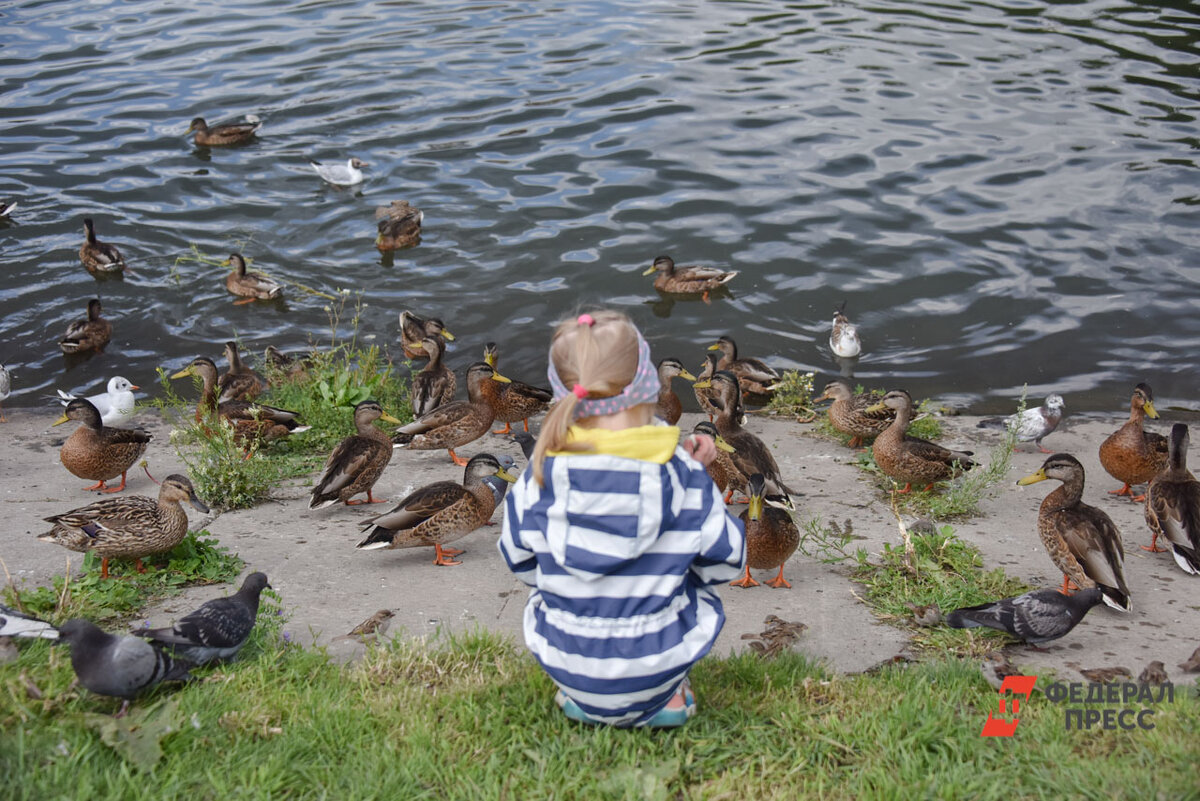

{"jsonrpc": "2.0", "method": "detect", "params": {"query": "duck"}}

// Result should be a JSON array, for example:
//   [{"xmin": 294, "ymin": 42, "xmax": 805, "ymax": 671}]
[
  {"xmin": 264, "ymin": 345, "xmax": 317, "ymax": 382},
  {"xmin": 0, "ymin": 362, "xmax": 11, "ymax": 422},
  {"xmin": 218, "ymin": 340, "xmax": 268, "ymax": 402},
  {"xmin": 310, "ymin": 157, "xmax": 369, "ymax": 186},
  {"xmin": 977, "ymin": 393, "xmax": 1065, "ymax": 454},
  {"xmin": 482, "ymin": 341, "xmax": 552, "ymax": 434},
  {"xmin": 1098, "ymin": 382, "xmax": 1168, "ymax": 501},
  {"xmin": 866, "ymin": 389, "xmax": 975, "ymax": 493},
  {"xmin": 693, "ymin": 351, "xmax": 723, "ymax": 421},
  {"xmin": 814, "ymin": 379, "xmax": 894, "ymax": 448},
  {"xmin": 375, "ymin": 200, "xmax": 424, "ymax": 250},
  {"xmin": 38, "ymin": 474, "xmax": 209, "ymax": 579},
  {"xmin": 708, "ymin": 336, "xmax": 781, "ymax": 397},
  {"xmin": 170, "ymin": 357, "xmax": 308, "ymax": 446},
  {"xmin": 59, "ymin": 298, "xmax": 112, "ymax": 354},
  {"xmin": 692, "ymin": 421, "xmax": 739, "ymax": 503},
  {"xmin": 392, "ymin": 362, "xmax": 511, "ymax": 466},
  {"xmin": 79, "ymin": 218, "xmax": 125, "ymax": 275},
  {"xmin": 642, "ymin": 254, "xmax": 737, "ymax": 302},
  {"xmin": 829, "ymin": 301, "xmax": 861, "ymax": 359},
  {"xmin": 412, "ymin": 335, "xmax": 457, "ymax": 417},
  {"xmin": 0, "ymin": 200, "xmax": 16, "ymax": 217},
  {"xmin": 732, "ymin": 474, "xmax": 800, "ymax": 589},
  {"xmin": 224, "ymin": 253, "xmax": 283, "ymax": 304},
  {"xmin": 309, "ymin": 400, "xmax": 402, "ymax": 508},
  {"xmin": 654, "ymin": 358, "xmax": 697, "ymax": 425},
  {"xmin": 698, "ymin": 370, "xmax": 795, "ymax": 507},
  {"xmin": 1017, "ymin": 453, "xmax": 1132, "ymax": 611},
  {"xmin": 54, "ymin": 398, "xmax": 150, "ymax": 493},
  {"xmin": 399, "ymin": 310, "xmax": 455, "ymax": 360},
  {"xmin": 57, "ymin": 376, "xmax": 138, "ymax": 426},
  {"xmin": 1143, "ymin": 423, "xmax": 1200, "ymax": 574},
  {"xmin": 356, "ymin": 453, "xmax": 518, "ymax": 565},
  {"xmin": 186, "ymin": 114, "xmax": 261, "ymax": 146}
]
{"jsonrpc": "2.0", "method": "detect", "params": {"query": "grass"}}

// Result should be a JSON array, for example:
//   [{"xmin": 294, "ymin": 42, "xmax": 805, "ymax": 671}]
[
  {"xmin": 764, "ymin": 369, "xmax": 817, "ymax": 420},
  {"xmin": 2, "ymin": 628, "xmax": 1196, "ymax": 799}
]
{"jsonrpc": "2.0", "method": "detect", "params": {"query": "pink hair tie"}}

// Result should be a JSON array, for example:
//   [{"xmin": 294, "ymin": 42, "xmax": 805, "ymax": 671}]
[
  {"xmin": 572, "ymin": 384, "xmax": 588, "ymax": 399},
  {"xmin": 577, "ymin": 313, "xmax": 595, "ymax": 327}
]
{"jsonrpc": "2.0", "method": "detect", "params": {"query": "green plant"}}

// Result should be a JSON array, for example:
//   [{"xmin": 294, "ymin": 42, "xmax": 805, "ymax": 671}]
[
  {"xmin": 798, "ymin": 514, "xmax": 855, "ymax": 563},
  {"xmin": 763, "ymin": 369, "xmax": 817, "ymax": 420}
]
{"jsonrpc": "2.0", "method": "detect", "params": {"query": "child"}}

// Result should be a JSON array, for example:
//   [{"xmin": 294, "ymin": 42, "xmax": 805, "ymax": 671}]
[{"xmin": 498, "ymin": 310, "xmax": 746, "ymax": 727}]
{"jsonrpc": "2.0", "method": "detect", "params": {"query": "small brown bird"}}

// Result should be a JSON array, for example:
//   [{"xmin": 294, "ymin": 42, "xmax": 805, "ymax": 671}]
[
  {"xmin": 337, "ymin": 610, "xmax": 395, "ymax": 642},
  {"xmin": 1178, "ymin": 646, "xmax": 1200, "ymax": 673},
  {"xmin": 60, "ymin": 298, "xmax": 112, "ymax": 355},
  {"xmin": 1138, "ymin": 660, "xmax": 1168, "ymax": 685},
  {"xmin": 1079, "ymin": 666, "xmax": 1132, "ymax": 684},
  {"xmin": 905, "ymin": 602, "xmax": 943, "ymax": 627},
  {"xmin": 980, "ymin": 652, "xmax": 1022, "ymax": 692},
  {"xmin": 186, "ymin": 115, "xmax": 261, "ymax": 146},
  {"xmin": 79, "ymin": 218, "xmax": 125, "ymax": 275}
]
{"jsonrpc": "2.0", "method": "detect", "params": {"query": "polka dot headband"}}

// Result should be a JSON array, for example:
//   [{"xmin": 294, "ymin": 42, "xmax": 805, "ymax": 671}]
[{"xmin": 546, "ymin": 314, "xmax": 661, "ymax": 418}]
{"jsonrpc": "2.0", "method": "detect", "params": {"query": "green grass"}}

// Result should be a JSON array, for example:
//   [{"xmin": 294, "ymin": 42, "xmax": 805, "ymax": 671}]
[
  {"xmin": 2, "ymin": 628, "xmax": 1196, "ymax": 799},
  {"xmin": 764, "ymin": 369, "xmax": 817, "ymax": 420}
]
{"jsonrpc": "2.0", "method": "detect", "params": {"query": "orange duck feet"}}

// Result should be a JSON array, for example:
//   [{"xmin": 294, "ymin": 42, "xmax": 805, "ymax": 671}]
[
  {"xmin": 100, "ymin": 472, "xmax": 129, "ymax": 493},
  {"xmin": 1108, "ymin": 484, "xmax": 1134, "ymax": 497},
  {"xmin": 492, "ymin": 423, "xmax": 514, "ymax": 435},
  {"xmin": 764, "ymin": 566, "xmax": 791, "ymax": 589},
  {"xmin": 433, "ymin": 544, "xmax": 462, "ymax": 566},
  {"xmin": 729, "ymin": 567, "xmax": 759, "ymax": 589},
  {"xmin": 448, "ymin": 449, "xmax": 470, "ymax": 466}
]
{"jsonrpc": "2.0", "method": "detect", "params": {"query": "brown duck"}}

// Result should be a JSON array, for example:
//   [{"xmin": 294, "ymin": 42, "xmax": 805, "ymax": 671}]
[
  {"xmin": 483, "ymin": 342, "xmax": 552, "ymax": 434},
  {"xmin": 392, "ymin": 362, "xmax": 510, "ymax": 465},
  {"xmin": 733, "ymin": 474, "xmax": 800, "ymax": 589},
  {"xmin": 815, "ymin": 380, "xmax": 895, "ymax": 448},
  {"xmin": 699, "ymin": 370, "xmax": 795, "ymax": 507},
  {"xmin": 1017, "ymin": 453, "xmax": 1131, "ymax": 611},
  {"xmin": 171, "ymin": 357, "xmax": 308, "ymax": 446},
  {"xmin": 709, "ymin": 336, "xmax": 781, "ymax": 397},
  {"xmin": 375, "ymin": 200, "xmax": 423, "ymax": 251},
  {"xmin": 1098, "ymin": 382, "xmax": 1168, "ymax": 501},
  {"xmin": 309, "ymin": 400, "xmax": 402, "ymax": 508},
  {"xmin": 693, "ymin": 351, "xmax": 723, "ymax": 421},
  {"xmin": 38, "ymin": 474, "xmax": 209, "ymax": 578},
  {"xmin": 356, "ymin": 453, "xmax": 517, "ymax": 565},
  {"xmin": 654, "ymin": 358, "xmax": 696, "ymax": 425},
  {"xmin": 399, "ymin": 310, "xmax": 455, "ymax": 360},
  {"xmin": 55, "ymin": 398, "xmax": 150, "ymax": 493},
  {"xmin": 218, "ymin": 340, "xmax": 268, "ymax": 402},
  {"xmin": 1143, "ymin": 423, "xmax": 1200, "ymax": 574},
  {"xmin": 867, "ymin": 390, "xmax": 975, "ymax": 493},
  {"xmin": 186, "ymin": 115, "xmax": 261, "ymax": 146},
  {"xmin": 59, "ymin": 298, "xmax": 112, "ymax": 355},
  {"xmin": 643, "ymin": 254, "xmax": 737, "ymax": 302},
  {"xmin": 224, "ymin": 253, "xmax": 283, "ymax": 304},
  {"xmin": 79, "ymin": 218, "xmax": 125, "ymax": 275},
  {"xmin": 412, "ymin": 335, "xmax": 457, "ymax": 418},
  {"xmin": 692, "ymin": 421, "xmax": 739, "ymax": 503}
]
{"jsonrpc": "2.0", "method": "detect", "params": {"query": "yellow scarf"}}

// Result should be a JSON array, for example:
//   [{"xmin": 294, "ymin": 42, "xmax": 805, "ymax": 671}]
[{"xmin": 553, "ymin": 425, "xmax": 680, "ymax": 464}]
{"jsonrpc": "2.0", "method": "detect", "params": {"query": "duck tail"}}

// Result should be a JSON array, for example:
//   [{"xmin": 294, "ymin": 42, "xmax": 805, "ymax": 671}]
[
  {"xmin": 1100, "ymin": 586, "xmax": 1132, "ymax": 613},
  {"xmin": 355, "ymin": 527, "xmax": 394, "ymax": 550}
]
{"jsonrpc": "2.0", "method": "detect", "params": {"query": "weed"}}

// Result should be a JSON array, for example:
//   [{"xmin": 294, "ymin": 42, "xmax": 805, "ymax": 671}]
[
  {"xmin": 763, "ymin": 369, "xmax": 817, "ymax": 420},
  {"xmin": 798, "ymin": 514, "xmax": 855, "ymax": 563}
]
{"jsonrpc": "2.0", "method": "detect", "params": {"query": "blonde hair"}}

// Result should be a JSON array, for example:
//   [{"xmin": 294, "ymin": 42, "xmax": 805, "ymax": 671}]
[{"xmin": 531, "ymin": 309, "xmax": 641, "ymax": 485}]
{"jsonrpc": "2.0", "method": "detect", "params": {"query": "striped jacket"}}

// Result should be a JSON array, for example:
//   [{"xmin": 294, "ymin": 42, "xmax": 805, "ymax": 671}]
[{"xmin": 498, "ymin": 424, "xmax": 745, "ymax": 726}]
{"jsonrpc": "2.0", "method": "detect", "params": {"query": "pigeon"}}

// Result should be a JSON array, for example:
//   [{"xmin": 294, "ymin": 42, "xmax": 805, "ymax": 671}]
[
  {"xmin": 56, "ymin": 376, "xmax": 139, "ymax": 426},
  {"xmin": 829, "ymin": 301, "xmax": 861, "ymax": 359},
  {"xmin": 310, "ymin": 157, "xmax": 369, "ymax": 186},
  {"xmin": 57, "ymin": 618, "xmax": 192, "ymax": 715},
  {"xmin": 1138, "ymin": 660, "xmax": 1168, "ymax": 685},
  {"xmin": 0, "ymin": 362, "xmax": 11, "ymax": 422},
  {"xmin": 336, "ymin": 609, "xmax": 395, "ymax": 642},
  {"xmin": 945, "ymin": 587, "xmax": 1104, "ymax": 644},
  {"xmin": 977, "ymin": 394, "xmax": 1065, "ymax": 453},
  {"xmin": 1178, "ymin": 646, "xmax": 1200, "ymax": 673},
  {"xmin": 0, "ymin": 604, "xmax": 58, "ymax": 640},
  {"xmin": 512, "ymin": 432, "xmax": 536, "ymax": 461},
  {"xmin": 140, "ymin": 572, "xmax": 270, "ymax": 664},
  {"xmin": 482, "ymin": 470, "xmax": 515, "ymax": 509}
]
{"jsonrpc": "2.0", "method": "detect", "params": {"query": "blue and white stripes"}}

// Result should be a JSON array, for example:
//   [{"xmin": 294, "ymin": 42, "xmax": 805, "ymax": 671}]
[{"xmin": 499, "ymin": 447, "xmax": 745, "ymax": 726}]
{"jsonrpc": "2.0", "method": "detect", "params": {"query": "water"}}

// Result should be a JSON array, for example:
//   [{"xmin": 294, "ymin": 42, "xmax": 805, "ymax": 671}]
[{"xmin": 2, "ymin": 0, "xmax": 1197, "ymax": 416}]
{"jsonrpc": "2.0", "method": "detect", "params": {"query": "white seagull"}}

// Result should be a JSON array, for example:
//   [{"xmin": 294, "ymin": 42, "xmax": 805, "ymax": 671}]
[
  {"xmin": 310, "ymin": 157, "xmax": 370, "ymax": 186},
  {"xmin": 57, "ymin": 376, "xmax": 139, "ymax": 426}
]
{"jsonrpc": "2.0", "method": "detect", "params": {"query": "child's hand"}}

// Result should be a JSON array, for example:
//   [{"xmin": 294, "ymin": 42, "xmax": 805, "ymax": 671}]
[{"xmin": 683, "ymin": 433, "xmax": 718, "ymax": 467}]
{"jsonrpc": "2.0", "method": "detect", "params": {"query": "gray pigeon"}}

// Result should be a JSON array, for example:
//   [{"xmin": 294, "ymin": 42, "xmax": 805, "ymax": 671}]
[
  {"xmin": 977, "ymin": 394, "xmax": 1065, "ymax": 453},
  {"xmin": 483, "ymin": 470, "xmax": 514, "ymax": 509},
  {"xmin": 57, "ymin": 618, "xmax": 192, "ymax": 714},
  {"xmin": 140, "ymin": 572, "xmax": 270, "ymax": 664},
  {"xmin": 511, "ymin": 432, "xmax": 536, "ymax": 461},
  {"xmin": 0, "ymin": 604, "xmax": 58, "ymax": 639},
  {"xmin": 946, "ymin": 587, "xmax": 1104, "ymax": 644}
]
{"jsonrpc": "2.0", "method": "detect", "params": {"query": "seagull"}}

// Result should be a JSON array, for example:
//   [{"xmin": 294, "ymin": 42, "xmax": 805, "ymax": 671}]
[
  {"xmin": 0, "ymin": 604, "xmax": 58, "ymax": 639},
  {"xmin": 57, "ymin": 618, "xmax": 192, "ymax": 716},
  {"xmin": 0, "ymin": 362, "xmax": 11, "ymax": 422},
  {"xmin": 140, "ymin": 572, "xmax": 270, "ymax": 664},
  {"xmin": 829, "ymin": 301, "xmax": 861, "ymax": 359},
  {"xmin": 310, "ymin": 157, "xmax": 369, "ymax": 186},
  {"xmin": 945, "ymin": 587, "xmax": 1104, "ymax": 645},
  {"xmin": 57, "ymin": 376, "xmax": 139, "ymax": 426},
  {"xmin": 977, "ymin": 394, "xmax": 1065, "ymax": 453}
]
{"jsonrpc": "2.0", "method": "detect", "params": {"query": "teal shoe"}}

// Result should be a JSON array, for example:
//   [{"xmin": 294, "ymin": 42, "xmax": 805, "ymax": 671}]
[{"xmin": 554, "ymin": 680, "xmax": 696, "ymax": 728}]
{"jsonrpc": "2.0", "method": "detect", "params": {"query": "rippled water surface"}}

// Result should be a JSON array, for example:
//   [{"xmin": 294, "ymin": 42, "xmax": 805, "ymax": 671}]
[{"xmin": 2, "ymin": 0, "xmax": 1197, "ymax": 414}]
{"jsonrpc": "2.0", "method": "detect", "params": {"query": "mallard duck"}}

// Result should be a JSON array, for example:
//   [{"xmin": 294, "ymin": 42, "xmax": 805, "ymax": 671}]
[
  {"xmin": 643, "ymin": 255, "xmax": 737, "ymax": 302},
  {"xmin": 79, "ymin": 218, "xmax": 125, "ymax": 275},
  {"xmin": 0, "ymin": 200, "xmax": 16, "ymax": 217},
  {"xmin": 412, "ymin": 335, "xmax": 456, "ymax": 417},
  {"xmin": 482, "ymin": 341, "xmax": 551, "ymax": 434},
  {"xmin": 693, "ymin": 351, "xmax": 722, "ymax": 420},
  {"xmin": 815, "ymin": 380, "xmax": 894, "ymax": 448},
  {"xmin": 709, "ymin": 336, "xmax": 781, "ymax": 396},
  {"xmin": 1143, "ymin": 423, "xmax": 1200, "ymax": 574},
  {"xmin": 38, "ymin": 474, "xmax": 208, "ymax": 578},
  {"xmin": 866, "ymin": 390, "xmax": 975, "ymax": 493},
  {"xmin": 0, "ymin": 362, "xmax": 11, "ymax": 422},
  {"xmin": 392, "ymin": 362, "xmax": 510, "ymax": 466},
  {"xmin": 1017, "ymin": 453, "xmax": 1132, "ymax": 611},
  {"xmin": 732, "ymin": 474, "xmax": 800, "ymax": 589},
  {"xmin": 186, "ymin": 114, "xmax": 261, "ymax": 146},
  {"xmin": 655, "ymin": 358, "xmax": 696, "ymax": 425},
  {"xmin": 171, "ymin": 357, "xmax": 308, "ymax": 445},
  {"xmin": 57, "ymin": 376, "xmax": 138, "ymax": 426},
  {"xmin": 264, "ymin": 345, "xmax": 317, "ymax": 382},
  {"xmin": 1098, "ymin": 382, "xmax": 1168, "ymax": 501},
  {"xmin": 399, "ymin": 311, "xmax": 455, "ymax": 360},
  {"xmin": 356, "ymin": 453, "xmax": 517, "ymax": 565},
  {"xmin": 829, "ymin": 301, "xmax": 861, "ymax": 359},
  {"xmin": 977, "ymin": 394, "xmax": 1065, "ymax": 453},
  {"xmin": 692, "ymin": 420, "xmax": 738, "ymax": 502},
  {"xmin": 54, "ymin": 398, "xmax": 150, "ymax": 493},
  {"xmin": 375, "ymin": 200, "xmax": 423, "ymax": 251},
  {"xmin": 698, "ymin": 370, "xmax": 795, "ymax": 507},
  {"xmin": 311, "ymin": 157, "xmax": 369, "ymax": 186},
  {"xmin": 224, "ymin": 254, "xmax": 283, "ymax": 304},
  {"xmin": 309, "ymin": 400, "xmax": 401, "ymax": 508},
  {"xmin": 218, "ymin": 341, "xmax": 268, "ymax": 402},
  {"xmin": 59, "ymin": 298, "xmax": 112, "ymax": 354}
]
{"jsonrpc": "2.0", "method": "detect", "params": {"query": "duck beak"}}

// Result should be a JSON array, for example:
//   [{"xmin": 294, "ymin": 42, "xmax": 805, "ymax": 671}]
[
  {"xmin": 441, "ymin": 330, "xmax": 455, "ymax": 342},
  {"xmin": 678, "ymin": 369, "xmax": 696, "ymax": 381},
  {"xmin": 692, "ymin": 379, "xmax": 711, "ymax": 389},
  {"xmin": 496, "ymin": 468, "xmax": 518, "ymax": 483},
  {"xmin": 170, "ymin": 367, "xmax": 193, "ymax": 380},
  {"xmin": 715, "ymin": 436, "xmax": 735, "ymax": 453},
  {"xmin": 379, "ymin": 412, "xmax": 402, "ymax": 425},
  {"xmin": 1016, "ymin": 469, "xmax": 1047, "ymax": 486},
  {"xmin": 814, "ymin": 389, "xmax": 832, "ymax": 403},
  {"xmin": 642, "ymin": 265, "xmax": 658, "ymax": 276},
  {"xmin": 408, "ymin": 341, "xmax": 426, "ymax": 354},
  {"xmin": 491, "ymin": 371, "xmax": 512, "ymax": 384},
  {"xmin": 483, "ymin": 352, "xmax": 496, "ymax": 368},
  {"xmin": 1144, "ymin": 400, "xmax": 1159, "ymax": 419},
  {"xmin": 706, "ymin": 343, "xmax": 721, "ymax": 351},
  {"xmin": 864, "ymin": 400, "xmax": 887, "ymax": 414},
  {"xmin": 52, "ymin": 413, "xmax": 70, "ymax": 427},
  {"xmin": 747, "ymin": 494, "xmax": 763, "ymax": 521},
  {"xmin": 220, "ymin": 258, "xmax": 231, "ymax": 267},
  {"xmin": 188, "ymin": 492, "xmax": 211, "ymax": 514}
]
